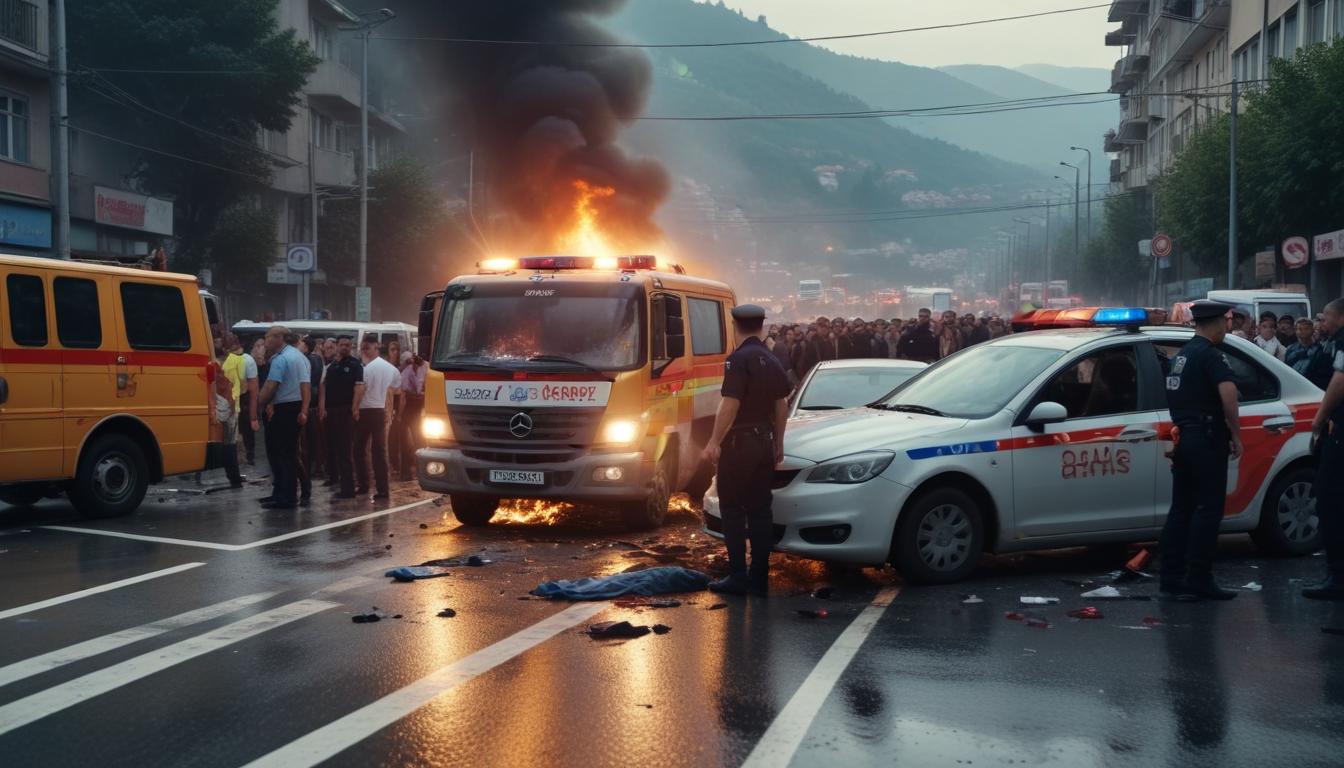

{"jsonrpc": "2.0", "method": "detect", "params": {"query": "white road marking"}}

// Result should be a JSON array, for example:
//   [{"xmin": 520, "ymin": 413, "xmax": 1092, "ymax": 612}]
[
  {"xmin": 0, "ymin": 598, "xmax": 336, "ymax": 737},
  {"xmin": 0, "ymin": 591, "xmax": 277, "ymax": 688},
  {"xmin": 740, "ymin": 586, "xmax": 901, "ymax": 768},
  {"xmin": 242, "ymin": 600, "xmax": 610, "ymax": 768},
  {"xmin": 0, "ymin": 563, "xmax": 206, "ymax": 621},
  {"xmin": 41, "ymin": 498, "xmax": 433, "ymax": 551}
]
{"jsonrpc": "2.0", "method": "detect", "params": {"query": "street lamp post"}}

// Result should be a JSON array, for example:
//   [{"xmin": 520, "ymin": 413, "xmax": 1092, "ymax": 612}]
[
  {"xmin": 1069, "ymin": 146, "xmax": 1092, "ymax": 241},
  {"xmin": 1059, "ymin": 162, "xmax": 1081, "ymax": 268},
  {"xmin": 342, "ymin": 8, "xmax": 396, "ymax": 321},
  {"xmin": 1013, "ymin": 218, "xmax": 1031, "ymax": 288}
]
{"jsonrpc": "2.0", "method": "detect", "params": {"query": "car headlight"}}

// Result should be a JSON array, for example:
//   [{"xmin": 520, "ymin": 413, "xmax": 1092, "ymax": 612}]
[
  {"xmin": 421, "ymin": 416, "xmax": 451, "ymax": 441},
  {"xmin": 601, "ymin": 418, "xmax": 643, "ymax": 446},
  {"xmin": 806, "ymin": 451, "xmax": 895, "ymax": 484}
]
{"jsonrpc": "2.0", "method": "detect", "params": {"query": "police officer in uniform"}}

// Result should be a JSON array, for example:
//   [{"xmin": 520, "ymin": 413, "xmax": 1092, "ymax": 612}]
[
  {"xmin": 704, "ymin": 304, "xmax": 792, "ymax": 596},
  {"xmin": 1304, "ymin": 297, "xmax": 1344, "ymax": 600},
  {"xmin": 1160, "ymin": 300, "xmax": 1242, "ymax": 601}
]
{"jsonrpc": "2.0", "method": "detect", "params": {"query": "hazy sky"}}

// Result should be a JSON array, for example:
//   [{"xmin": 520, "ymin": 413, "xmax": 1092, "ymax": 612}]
[{"xmin": 712, "ymin": 1, "xmax": 1116, "ymax": 70}]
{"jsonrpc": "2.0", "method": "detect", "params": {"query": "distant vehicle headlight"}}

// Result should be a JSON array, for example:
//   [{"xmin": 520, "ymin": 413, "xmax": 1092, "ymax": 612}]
[
  {"xmin": 806, "ymin": 451, "xmax": 895, "ymax": 484},
  {"xmin": 422, "ymin": 416, "xmax": 451, "ymax": 441}
]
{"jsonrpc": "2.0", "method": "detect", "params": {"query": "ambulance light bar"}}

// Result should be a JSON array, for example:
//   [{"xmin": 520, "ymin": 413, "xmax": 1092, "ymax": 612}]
[{"xmin": 474, "ymin": 255, "xmax": 662, "ymax": 272}]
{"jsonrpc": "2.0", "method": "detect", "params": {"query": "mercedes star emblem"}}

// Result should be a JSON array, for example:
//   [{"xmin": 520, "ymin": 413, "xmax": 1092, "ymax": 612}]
[{"xmin": 509, "ymin": 412, "xmax": 534, "ymax": 438}]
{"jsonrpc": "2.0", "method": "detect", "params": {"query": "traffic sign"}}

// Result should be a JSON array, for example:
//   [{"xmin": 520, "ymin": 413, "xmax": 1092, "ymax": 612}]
[
  {"xmin": 1151, "ymin": 233, "xmax": 1173, "ymax": 259},
  {"xmin": 1282, "ymin": 236, "xmax": 1310, "ymax": 268},
  {"xmin": 287, "ymin": 243, "xmax": 316, "ymax": 272},
  {"xmin": 355, "ymin": 286, "xmax": 372, "ymax": 322}
]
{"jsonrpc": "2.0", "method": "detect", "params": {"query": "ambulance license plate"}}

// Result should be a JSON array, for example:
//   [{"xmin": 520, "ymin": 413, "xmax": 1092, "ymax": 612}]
[{"xmin": 488, "ymin": 469, "xmax": 545, "ymax": 486}]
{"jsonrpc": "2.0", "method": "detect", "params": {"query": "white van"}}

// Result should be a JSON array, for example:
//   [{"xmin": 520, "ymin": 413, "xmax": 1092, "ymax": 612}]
[
  {"xmin": 1205, "ymin": 290, "xmax": 1311, "ymax": 325},
  {"xmin": 230, "ymin": 320, "xmax": 416, "ymax": 356}
]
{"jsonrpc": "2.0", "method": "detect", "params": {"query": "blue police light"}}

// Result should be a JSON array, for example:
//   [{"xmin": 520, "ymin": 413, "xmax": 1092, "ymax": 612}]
[{"xmin": 1092, "ymin": 307, "xmax": 1148, "ymax": 326}]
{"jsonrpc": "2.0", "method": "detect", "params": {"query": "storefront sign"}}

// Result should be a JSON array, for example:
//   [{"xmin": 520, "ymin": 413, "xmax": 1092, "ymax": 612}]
[
  {"xmin": 94, "ymin": 186, "xmax": 173, "ymax": 235},
  {"xmin": 1254, "ymin": 250, "xmax": 1276, "ymax": 281},
  {"xmin": 0, "ymin": 202, "xmax": 52, "ymax": 249},
  {"xmin": 1315, "ymin": 229, "xmax": 1344, "ymax": 262}
]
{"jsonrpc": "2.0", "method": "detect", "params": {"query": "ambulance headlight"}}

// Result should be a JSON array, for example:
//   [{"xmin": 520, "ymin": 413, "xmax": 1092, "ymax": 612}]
[
  {"xmin": 806, "ymin": 451, "xmax": 895, "ymax": 484},
  {"xmin": 601, "ymin": 418, "xmax": 643, "ymax": 446},
  {"xmin": 422, "ymin": 416, "xmax": 451, "ymax": 441}
]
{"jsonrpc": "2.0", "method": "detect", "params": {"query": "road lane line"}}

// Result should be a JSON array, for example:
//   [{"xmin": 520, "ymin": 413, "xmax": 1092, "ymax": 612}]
[
  {"xmin": 0, "ymin": 598, "xmax": 336, "ymax": 737},
  {"xmin": 740, "ymin": 586, "xmax": 901, "ymax": 768},
  {"xmin": 0, "ymin": 591, "xmax": 278, "ymax": 688},
  {"xmin": 41, "ymin": 498, "xmax": 434, "ymax": 551},
  {"xmin": 0, "ymin": 563, "xmax": 207, "ymax": 621},
  {"xmin": 242, "ymin": 600, "xmax": 611, "ymax": 768}
]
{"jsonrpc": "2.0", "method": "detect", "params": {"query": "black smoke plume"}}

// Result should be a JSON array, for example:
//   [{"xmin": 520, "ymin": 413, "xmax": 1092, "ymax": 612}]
[{"xmin": 438, "ymin": 1, "xmax": 668, "ymax": 252}]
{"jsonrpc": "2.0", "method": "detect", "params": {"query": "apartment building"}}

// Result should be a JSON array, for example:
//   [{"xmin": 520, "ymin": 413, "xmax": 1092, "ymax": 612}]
[{"xmin": 0, "ymin": 0, "xmax": 51, "ymax": 258}]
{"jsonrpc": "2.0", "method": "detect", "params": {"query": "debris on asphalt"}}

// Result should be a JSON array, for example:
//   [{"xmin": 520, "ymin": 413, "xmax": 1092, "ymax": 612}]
[
  {"xmin": 708, "ymin": 603, "xmax": 728, "ymax": 610},
  {"xmin": 797, "ymin": 609, "xmax": 830, "ymax": 619},
  {"xmin": 384, "ymin": 544, "xmax": 393, "ymax": 550},
  {"xmin": 436, "ymin": 608, "xmax": 457, "ymax": 618},
  {"xmin": 530, "ymin": 566, "xmax": 710, "ymax": 600},
  {"xmin": 636, "ymin": 704, "xmax": 654, "ymax": 709},
  {"xmin": 1080, "ymin": 586, "xmax": 1124, "ymax": 600},
  {"xmin": 1024, "ymin": 616, "xmax": 1051, "ymax": 629},
  {"xmin": 1004, "ymin": 611, "xmax": 1026, "ymax": 621},
  {"xmin": 614, "ymin": 597, "xmax": 682, "ymax": 609},
  {"xmin": 1019, "ymin": 596, "xmax": 1060, "ymax": 605},
  {"xmin": 385, "ymin": 565, "xmax": 454, "ymax": 582},
  {"xmin": 962, "ymin": 595, "xmax": 985, "ymax": 604},
  {"xmin": 352, "ymin": 612, "xmax": 384, "ymax": 624},
  {"xmin": 1067, "ymin": 607, "xmax": 1105, "ymax": 620},
  {"xmin": 586, "ymin": 620, "xmax": 652, "ymax": 639},
  {"xmin": 392, "ymin": 614, "xmax": 403, "ymax": 619},
  {"xmin": 419, "ymin": 555, "xmax": 491, "ymax": 568},
  {"xmin": 432, "ymin": 496, "xmax": 448, "ymax": 506},
  {"xmin": 652, "ymin": 624, "xmax": 672, "ymax": 635},
  {"xmin": 1241, "ymin": 581, "xmax": 1263, "ymax": 591},
  {"xmin": 812, "ymin": 587, "xmax": 835, "ymax": 599},
  {"xmin": 419, "ymin": 523, "xmax": 429, "ymax": 529}
]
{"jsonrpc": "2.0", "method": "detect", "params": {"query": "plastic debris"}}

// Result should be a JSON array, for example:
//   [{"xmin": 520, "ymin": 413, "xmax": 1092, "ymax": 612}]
[
  {"xmin": 1080, "ymin": 586, "xmax": 1123, "ymax": 600},
  {"xmin": 1067, "ymin": 607, "xmax": 1105, "ymax": 620},
  {"xmin": 797, "ymin": 609, "xmax": 830, "ymax": 619},
  {"xmin": 1019, "ymin": 596, "xmax": 1060, "ymax": 605},
  {"xmin": 586, "ymin": 620, "xmax": 651, "ymax": 639},
  {"xmin": 1024, "ymin": 616, "xmax": 1051, "ymax": 629},
  {"xmin": 1241, "ymin": 581, "xmax": 1262, "ymax": 591},
  {"xmin": 436, "ymin": 608, "xmax": 457, "ymax": 618},
  {"xmin": 652, "ymin": 624, "xmax": 672, "ymax": 635},
  {"xmin": 385, "ymin": 565, "xmax": 454, "ymax": 582},
  {"xmin": 531, "ymin": 566, "xmax": 710, "ymax": 600},
  {"xmin": 1004, "ymin": 611, "xmax": 1026, "ymax": 621},
  {"xmin": 351, "ymin": 612, "xmax": 383, "ymax": 624},
  {"xmin": 962, "ymin": 595, "xmax": 985, "ymax": 604}
]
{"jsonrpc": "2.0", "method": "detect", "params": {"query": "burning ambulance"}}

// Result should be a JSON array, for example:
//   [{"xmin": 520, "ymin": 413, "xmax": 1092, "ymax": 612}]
[{"xmin": 413, "ymin": 254, "xmax": 737, "ymax": 530}]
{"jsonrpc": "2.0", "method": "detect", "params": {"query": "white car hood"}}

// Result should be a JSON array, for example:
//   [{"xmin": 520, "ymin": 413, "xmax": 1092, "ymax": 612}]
[{"xmin": 784, "ymin": 408, "xmax": 968, "ymax": 463}]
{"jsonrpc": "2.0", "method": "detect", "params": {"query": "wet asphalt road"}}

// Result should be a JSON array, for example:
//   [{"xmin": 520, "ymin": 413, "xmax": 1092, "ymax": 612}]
[{"xmin": 2, "ymin": 472, "xmax": 1343, "ymax": 768}]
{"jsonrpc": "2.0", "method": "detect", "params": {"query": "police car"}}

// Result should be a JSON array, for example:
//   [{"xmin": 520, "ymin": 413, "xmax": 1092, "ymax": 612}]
[{"xmin": 703, "ymin": 308, "xmax": 1322, "ymax": 584}]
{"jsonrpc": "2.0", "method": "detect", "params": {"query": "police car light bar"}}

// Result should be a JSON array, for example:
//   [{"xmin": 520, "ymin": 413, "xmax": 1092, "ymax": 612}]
[
  {"xmin": 1092, "ymin": 307, "xmax": 1149, "ymax": 326},
  {"xmin": 1011, "ymin": 306, "xmax": 1148, "ymax": 332}
]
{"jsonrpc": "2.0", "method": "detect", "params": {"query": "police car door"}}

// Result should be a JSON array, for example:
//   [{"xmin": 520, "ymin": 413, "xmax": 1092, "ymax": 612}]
[
  {"xmin": 1153, "ymin": 340, "xmax": 1292, "ymax": 519},
  {"xmin": 1010, "ymin": 342, "xmax": 1161, "ymax": 536}
]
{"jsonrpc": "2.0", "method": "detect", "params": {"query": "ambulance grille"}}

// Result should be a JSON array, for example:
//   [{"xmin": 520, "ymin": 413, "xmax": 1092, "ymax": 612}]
[{"xmin": 449, "ymin": 406, "xmax": 603, "ymax": 446}]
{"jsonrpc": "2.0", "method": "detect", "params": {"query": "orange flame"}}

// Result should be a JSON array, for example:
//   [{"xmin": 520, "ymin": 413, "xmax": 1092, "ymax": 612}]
[{"xmin": 557, "ymin": 179, "xmax": 616, "ymax": 257}]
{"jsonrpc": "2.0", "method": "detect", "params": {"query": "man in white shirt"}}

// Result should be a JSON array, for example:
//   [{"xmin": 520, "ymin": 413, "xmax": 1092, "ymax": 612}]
[{"xmin": 354, "ymin": 333, "xmax": 401, "ymax": 500}]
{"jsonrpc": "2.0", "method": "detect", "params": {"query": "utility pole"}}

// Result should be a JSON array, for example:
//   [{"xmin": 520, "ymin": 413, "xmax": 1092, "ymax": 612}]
[
  {"xmin": 49, "ymin": 0, "xmax": 70, "ymax": 258},
  {"xmin": 1060, "ymin": 161, "xmax": 1081, "ymax": 268},
  {"xmin": 1070, "ymin": 146, "xmax": 1092, "ymax": 241},
  {"xmin": 1228, "ymin": 78, "xmax": 1239, "ymax": 289},
  {"xmin": 343, "ymin": 8, "xmax": 395, "ymax": 321},
  {"xmin": 306, "ymin": 141, "xmax": 317, "ymax": 320},
  {"xmin": 1044, "ymin": 199, "xmax": 1052, "ymax": 286}
]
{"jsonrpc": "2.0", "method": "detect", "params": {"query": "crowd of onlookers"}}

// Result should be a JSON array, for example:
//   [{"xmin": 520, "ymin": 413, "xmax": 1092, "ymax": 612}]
[
  {"xmin": 1236, "ymin": 309, "xmax": 1336, "ymax": 389},
  {"xmin": 763, "ymin": 308, "xmax": 1011, "ymax": 385},
  {"xmin": 210, "ymin": 329, "xmax": 428, "ymax": 508}
]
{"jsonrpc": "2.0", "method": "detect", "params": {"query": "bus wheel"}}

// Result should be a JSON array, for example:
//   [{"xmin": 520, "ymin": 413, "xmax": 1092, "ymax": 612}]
[
  {"xmin": 70, "ymin": 434, "xmax": 148, "ymax": 519},
  {"xmin": 622, "ymin": 459, "xmax": 671, "ymax": 531},
  {"xmin": 0, "ymin": 484, "xmax": 47, "ymax": 508},
  {"xmin": 449, "ymin": 494, "xmax": 499, "ymax": 526}
]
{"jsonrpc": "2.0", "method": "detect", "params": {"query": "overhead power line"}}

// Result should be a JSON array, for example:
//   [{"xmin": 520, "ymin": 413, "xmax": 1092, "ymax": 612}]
[
  {"xmin": 67, "ymin": 124, "xmax": 273, "ymax": 182},
  {"xmin": 372, "ymin": 3, "xmax": 1112, "ymax": 47}
]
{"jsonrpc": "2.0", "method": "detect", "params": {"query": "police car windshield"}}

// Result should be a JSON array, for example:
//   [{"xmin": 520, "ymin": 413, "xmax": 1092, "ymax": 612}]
[
  {"xmin": 881, "ymin": 344, "xmax": 1065, "ymax": 419},
  {"xmin": 798, "ymin": 367, "xmax": 922, "ymax": 411},
  {"xmin": 432, "ymin": 283, "xmax": 645, "ymax": 372}
]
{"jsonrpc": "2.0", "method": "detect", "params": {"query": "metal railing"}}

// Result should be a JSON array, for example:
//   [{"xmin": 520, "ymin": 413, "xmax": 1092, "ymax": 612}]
[{"xmin": 0, "ymin": 0, "xmax": 44, "ymax": 55}]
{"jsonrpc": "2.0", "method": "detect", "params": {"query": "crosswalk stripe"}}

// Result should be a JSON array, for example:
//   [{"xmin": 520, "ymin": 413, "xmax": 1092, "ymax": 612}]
[
  {"xmin": 0, "ymin": 563, "xmax": 206, "ymax": 621},
  {"xmin": 241, "ymin": 601, "xmax": 610, "ymax": 768},
  {"xmin": 0, "ymin": 592, "xmax": 278, "ymax": 689},
  {"xmin": 740, "ymin": 586, "xmax": 901, "ymax": 768},
  {"xmin": 0, "ymin": 598, "xmax": 336, "ymax": 737}
]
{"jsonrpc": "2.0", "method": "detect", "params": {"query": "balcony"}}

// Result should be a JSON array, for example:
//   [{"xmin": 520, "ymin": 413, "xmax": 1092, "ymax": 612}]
[
  {"xmin": 311, "ymin": 146, "xmax": 355, "ymax": 187},
  {"xmin": 1105, "ymin": 27, "xmax": 1136, "ymax": 46},
  {"xmin": 1107, "ymin": 0, "xmax": 1146, "ymax": 23},
  {"xmin": 1149, "ymin": 1, "xmax": 1230, "ymax": 80},
  {"xmin": 1118, "ymin": 95, "xmax": 1151, "ymax": 141},
  {"xmin": 0, "ymin": 0, "xmax": 48, "ymax": 67},
  {"xmin": 1110, "ymin": 157, "xmax": 1123, "ymax": 183},
  {"xmin": 306, "ymin": 58, "xmax": 362, "ymax": 114},
  {"xmin": 1104, "ymin": 129, "xmax": 1124, "ymax": 153}
]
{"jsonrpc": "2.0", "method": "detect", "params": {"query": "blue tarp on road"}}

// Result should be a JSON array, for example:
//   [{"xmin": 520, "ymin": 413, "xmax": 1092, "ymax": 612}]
[{"xmin": 530, "ymin": 566, "xmax": 710, "ymax": 600}]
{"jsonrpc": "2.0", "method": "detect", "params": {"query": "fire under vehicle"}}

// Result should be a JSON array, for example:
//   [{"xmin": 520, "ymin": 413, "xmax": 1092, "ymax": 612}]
[{"xmin": 414, "ymin": 255, "xmax": 737, "ymax": 530}]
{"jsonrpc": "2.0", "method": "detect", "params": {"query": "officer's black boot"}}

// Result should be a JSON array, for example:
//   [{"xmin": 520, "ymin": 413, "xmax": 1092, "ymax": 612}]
[
  {"xmin": 709, "ymin": 573, "xmax": 751, "ymax": 595},
  {"xmin": 1177, "ymin": 571, "xmax": 1237, "ymax": 601},
  {"xmin": 1301, "ymin": 575, "xmax": 1344, "ymax": 600}
]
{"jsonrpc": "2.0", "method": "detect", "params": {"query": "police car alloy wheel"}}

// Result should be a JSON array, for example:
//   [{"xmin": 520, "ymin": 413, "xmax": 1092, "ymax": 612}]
[
  {"xmin": 892, "ymin": 487, "xmax": 984, "ymax": 584},
  {"xmin": 1250, "ymin": 466, "xmax": 1319, "ymax": 556}
]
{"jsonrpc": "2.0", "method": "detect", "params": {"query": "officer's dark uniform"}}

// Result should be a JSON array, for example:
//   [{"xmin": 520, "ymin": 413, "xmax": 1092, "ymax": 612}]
[
  {"xmin": 717, "ymin": 305, "xmax": 792, "ymax": 593},
  {"xmin": 1306, "ymin": 324, "xmax": 1344, "ymax": 598},
  {"xmin": 1159, "ymin": 300, "xmax": 1238, "ymax": 600}
]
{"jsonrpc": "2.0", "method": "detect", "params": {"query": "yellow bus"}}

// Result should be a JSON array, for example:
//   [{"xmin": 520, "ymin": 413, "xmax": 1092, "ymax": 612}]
[
  {"xmin": 414, "ymin": 255, "xmax": 736, "ymax": 530},
  {"xmin": 0, "ymin": 255, "xmax": 225, "ymax": 517}
]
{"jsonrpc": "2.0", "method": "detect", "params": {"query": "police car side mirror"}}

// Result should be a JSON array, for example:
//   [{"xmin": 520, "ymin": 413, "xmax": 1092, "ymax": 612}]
[{"xmin": 1025, "ymin": 401, "xmax": 1068, "ymax": 432}]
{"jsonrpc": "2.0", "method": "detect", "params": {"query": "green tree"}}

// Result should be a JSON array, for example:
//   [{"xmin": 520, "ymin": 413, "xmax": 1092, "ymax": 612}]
[
  {"xmin": 202, "ymin": 202, "xmax": 279, "ymax": 278},
  {"xmin": 67, "ymin": 0, "xmax": 318, "ymax": 269},
  {"xmin": 1154, "ymin": 114, "xmax": 1230, "ymax": 275},
  {"xmin": 1076, "ymin": 194, "xmax": 1149, "ymax": 303}
]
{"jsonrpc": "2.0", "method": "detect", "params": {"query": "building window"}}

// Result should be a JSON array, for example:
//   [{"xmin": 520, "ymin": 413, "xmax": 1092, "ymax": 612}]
[
  {"xmin": 1267, "ymin": 22, "xmax": 1280, "ymax": 60},
  {"xmin": 120, "ymin": 283, "xmax": 191, "ymax": 351},
  {"xmin": 0, "ymin": 92, "xmax": 30, "ymax": 163},
  {"xmin": 311, "ymin": 111, "xmax": 335, "ymax": 150},
  {"xmin": 1283, "ymin": 8, "xmax": 1299, "ymax": 56},
  {"xmin": 1309, "ymin": 1, "xmax": 1327, "ymax": 43},
  {"xmin": 310, "ymin": 19, "xmax": 333, "ymax": 60},
  {"xmin": 1335, "ymin": 0, "xmax": 1344, "ymax": 37}
]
